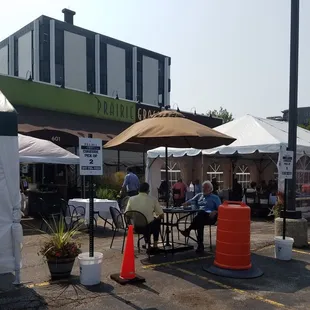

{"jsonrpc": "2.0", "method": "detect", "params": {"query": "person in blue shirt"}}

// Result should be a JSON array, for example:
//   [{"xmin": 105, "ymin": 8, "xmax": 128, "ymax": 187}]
[
  {"xmin": 120, "ymin": 167, "xmax": 140, "ymax": 197},
  {"xmin": 181, "ymin": 180, "xmax": 221, "ymax": 253}
]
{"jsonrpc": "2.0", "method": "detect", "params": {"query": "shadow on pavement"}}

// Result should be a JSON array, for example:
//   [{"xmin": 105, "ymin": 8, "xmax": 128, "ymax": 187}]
[
  {"xmin": 0, "ymin": 274, "xmax": 48, "ymax": 310},
  {"xmin": 151, "ymin": 252, "xmax": 310, "ymax": 294},
  {"xmin": 39, "ymin": 276, "xmax": 160, "ymax": 310},
  {"xmin": 140, "ymin": 248, "xmax": 211, "ymax": 266},
  {"xmin": 108, "ymin": 292, "xmax": 160, "ymax": 310}
]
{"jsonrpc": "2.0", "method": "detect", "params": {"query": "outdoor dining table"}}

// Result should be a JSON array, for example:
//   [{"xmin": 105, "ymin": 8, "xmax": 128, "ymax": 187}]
[
  {"xmin": 68, "ymin": 198, "xmax": 120, "ymax": 227},
  {"xmin": 161, "ymin": 207, "xmax": 199, "ymax": 253}
]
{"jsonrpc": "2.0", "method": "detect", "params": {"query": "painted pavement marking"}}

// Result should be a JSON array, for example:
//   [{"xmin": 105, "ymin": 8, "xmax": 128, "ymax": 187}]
[
  {"xmin": 142, "ymin": 255, "xmax": 212, "ymax": 269},
  {"xmin": 176, "ymin": 267, "xmax": 287, "ymax": 309}
]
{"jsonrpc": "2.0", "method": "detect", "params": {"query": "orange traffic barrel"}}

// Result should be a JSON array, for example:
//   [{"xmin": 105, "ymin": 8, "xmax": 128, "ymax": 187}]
[
  {"xmin": 204, "ymin": 201, "xmax": 263, "ymax": 279},
  {"xmin": 214, "ymin": 201, "xmax": 251, "ymax": 270}
]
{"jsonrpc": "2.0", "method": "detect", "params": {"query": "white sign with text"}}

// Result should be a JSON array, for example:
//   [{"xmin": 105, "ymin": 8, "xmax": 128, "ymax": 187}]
[
  {"xmin": 277, "ymin": 145, "xmax": 294, "ymax": 180},
  {"xmin": 79, "ymin": 138, "xmax": 103, "ymax": 176}
]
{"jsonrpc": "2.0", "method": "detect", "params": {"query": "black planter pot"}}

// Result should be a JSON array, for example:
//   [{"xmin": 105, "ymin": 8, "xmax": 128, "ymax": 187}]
[{"xmin": 47, "ymin": 257, "xmax": 75, "ymax": 280}]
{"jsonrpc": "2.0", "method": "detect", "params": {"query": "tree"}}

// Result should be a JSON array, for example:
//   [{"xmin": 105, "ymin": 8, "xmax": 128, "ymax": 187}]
[
  {"xmin": 299, "ymin": 123, "xmax": 310, "ymax": 131},
  {"xmin": 207, "ymin": 107, "xmax": 234, "ymax": 124}
]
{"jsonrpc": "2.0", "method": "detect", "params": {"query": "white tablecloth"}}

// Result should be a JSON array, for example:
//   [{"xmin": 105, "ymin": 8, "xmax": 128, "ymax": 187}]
[{"xmin": 68, "ymin": 198, "xmax": 120, "ymax": 223}]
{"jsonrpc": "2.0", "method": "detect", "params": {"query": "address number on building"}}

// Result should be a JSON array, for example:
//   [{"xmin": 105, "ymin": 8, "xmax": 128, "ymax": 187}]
[
  {"xmin": 51, "ymin": 136, "xmax": 61, "ymax": 142},
  {"xmin": 79, "ymin": 138, "xmax": 103, "ymax": 176}
]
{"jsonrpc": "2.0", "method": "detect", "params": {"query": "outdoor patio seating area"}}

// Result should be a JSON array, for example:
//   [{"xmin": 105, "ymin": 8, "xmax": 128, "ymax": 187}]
[{"xmin": 2, "ymin": 218, "xmax": 310, "ymax": 310}]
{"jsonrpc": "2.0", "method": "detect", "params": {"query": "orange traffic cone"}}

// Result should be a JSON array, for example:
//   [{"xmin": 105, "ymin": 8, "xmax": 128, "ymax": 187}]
[{"xmin": 110, "ymin": 225, "xmax": 145, "ymax": 285}]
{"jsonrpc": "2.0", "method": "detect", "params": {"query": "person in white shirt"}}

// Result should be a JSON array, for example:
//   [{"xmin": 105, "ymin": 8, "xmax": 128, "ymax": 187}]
[
  {"xmin": 242, "ymin": 181, "xmax": 258, "ymax": 203},
  {"xmin": 125, "ymin": 182, "xmax": 164, "ymax": 251}
]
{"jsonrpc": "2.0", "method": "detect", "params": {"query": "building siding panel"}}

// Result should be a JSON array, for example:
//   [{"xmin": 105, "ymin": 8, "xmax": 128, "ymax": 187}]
[
  {"xmin": 107, "ymin": 44, "xmax": 126, "ymax": 98},
  {"xmin": 18, "ymin": 31, "xmax": 32, "ymax": 79},
  {"xmin": 0, "ymin": 45, "xmax": 8, "ymax": 74},
  {"xmin": 142, "ymin": 55, "xmax": 158, "ymax": 106},
  {"xmin": 64, "ymin": 31, "xmax": 87, "ymax": 91}
]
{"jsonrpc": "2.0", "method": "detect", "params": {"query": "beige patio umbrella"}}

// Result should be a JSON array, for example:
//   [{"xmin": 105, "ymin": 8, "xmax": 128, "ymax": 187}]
[
  {"xmin": 104, "ymin": 110, "xmax": 235, "ymax": 149},
  {"xmin": 104, "ymin": 110, "xmax": 235, "ymax": 202}
]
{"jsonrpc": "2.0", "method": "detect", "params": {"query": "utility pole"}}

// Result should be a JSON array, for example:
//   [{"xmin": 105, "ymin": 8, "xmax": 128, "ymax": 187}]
[{"xmin": 287, "ymin": 0, "xmax": 301, "ymax": 218}]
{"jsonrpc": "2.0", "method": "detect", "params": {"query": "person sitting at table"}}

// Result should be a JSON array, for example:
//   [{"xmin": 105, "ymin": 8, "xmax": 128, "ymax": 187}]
[
  {"xmin": 194, "ymin": 179, "xmax": 202, "ymax": 195},
  {"xmin": 172, "ymin": 178, "xmax": 187, "ymax": 206},
  {"xmin": 180, "ymin": 180, "xmax": 221, "ymax": 253},
  {"xmin": 211, "ymin": 178, "xmax": 219, "ymax": 195},
  {"xmin": 125, "ymin": 182, "xmax": 164, "ymax": 253},
  {"xmin": 242, "ymin": 181, "xmax": 258, "ymax": 203},
  {"xmin": 158, "ymin": 180, "xmax": 169, "ymax": 200},
  {"xmin": 120, "ymin": 167, "xmax": 140, "ymax": 197}
]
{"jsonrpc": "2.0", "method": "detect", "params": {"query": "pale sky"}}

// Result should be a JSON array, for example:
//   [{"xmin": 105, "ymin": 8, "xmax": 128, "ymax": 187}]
[{"xmin": 1, "ymin": 0, "xmax": 309, "ymax": 119}]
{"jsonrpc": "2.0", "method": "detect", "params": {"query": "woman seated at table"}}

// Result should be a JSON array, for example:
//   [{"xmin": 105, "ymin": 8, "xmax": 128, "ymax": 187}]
[
  {"xmin": 180, "ymin": 180, "xmax": 221, "ymax": 253},
  {"xmin": 125, "ymin": 182, "xmax": 164, "ymax": 253}
]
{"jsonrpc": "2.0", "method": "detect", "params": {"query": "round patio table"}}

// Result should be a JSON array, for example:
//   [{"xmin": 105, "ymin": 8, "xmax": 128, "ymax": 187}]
[{"xmin": 162, "ymin": 207, "xmax": 199, "ymax": 253}]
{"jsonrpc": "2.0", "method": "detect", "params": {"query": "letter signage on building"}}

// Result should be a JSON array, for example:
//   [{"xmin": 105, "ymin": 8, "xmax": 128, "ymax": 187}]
[{"xmin": 136, "ymin": 103, "xmax": 160, "ymax": 122}]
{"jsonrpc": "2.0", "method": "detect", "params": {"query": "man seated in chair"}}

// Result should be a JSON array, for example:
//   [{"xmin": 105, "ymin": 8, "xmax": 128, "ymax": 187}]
[
  {"xmin": 181, "ymin": 180, "xmax": 221, "ymax": 253},
  {"xmin": 125, "ymin": 182, "xmax": 164, "ymax": 253}
]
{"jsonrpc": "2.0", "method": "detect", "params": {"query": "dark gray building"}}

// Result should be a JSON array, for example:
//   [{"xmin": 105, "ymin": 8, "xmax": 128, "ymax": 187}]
[
  {"xmin": 0, "ymin": 9, "xmax": 171, "ymax": 107},
  {"xmin": 267, "ymin": 107, "xmax": 310, "ymax": 125},
  {"xmin": 282, "ymin": 107, "xmax": 310, "ymax": 125}
]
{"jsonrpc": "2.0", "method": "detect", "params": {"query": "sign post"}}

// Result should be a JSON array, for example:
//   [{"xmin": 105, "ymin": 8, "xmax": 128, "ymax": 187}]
[
  {"xmin": 79, "ymin": 135, "xmax": 103, "ymax": 257},
  {"xmin": 277, "ymin": 145, "xmax": 294, "ymax": 240}
]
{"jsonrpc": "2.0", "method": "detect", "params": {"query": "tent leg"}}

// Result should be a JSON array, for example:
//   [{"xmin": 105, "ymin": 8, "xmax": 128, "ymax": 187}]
[
  {"xmin": 201, "ymin": 153, "xmax": 204, "ymax": 183},
  {"xmin": 165, "ymin": 146, "xmax": 169, "ymax": 207},
  {"xmin": 13, "ymin": 269, "xmax": 20, "ymax": 285},
  {"xmin": 142, "ymin": 152, "xmax": 145, "ymax": 175},
  {"xmin": 117, "ymin": 150, "xmax": 120, "ymax": 171}
]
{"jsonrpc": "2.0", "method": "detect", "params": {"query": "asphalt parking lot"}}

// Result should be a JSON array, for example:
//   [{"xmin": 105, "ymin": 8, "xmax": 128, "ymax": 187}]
[{"xmin": 1, "ymin": 220, "xmax": 310, "ymax": 310}]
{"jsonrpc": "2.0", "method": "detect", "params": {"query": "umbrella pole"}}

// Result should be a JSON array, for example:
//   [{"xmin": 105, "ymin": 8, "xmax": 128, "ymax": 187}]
[{"xmin": 165, "ymin": 145, "xmax": 171, "ymax": 247}]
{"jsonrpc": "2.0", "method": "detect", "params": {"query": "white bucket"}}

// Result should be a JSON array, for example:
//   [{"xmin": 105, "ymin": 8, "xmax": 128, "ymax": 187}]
[
  {"xmin": 78, "ymin": 252, "xmax": 103, "ymax": 285},
  {"xmin": 274, "ymin": 236, "xmax": 294, "ymax": 261}
]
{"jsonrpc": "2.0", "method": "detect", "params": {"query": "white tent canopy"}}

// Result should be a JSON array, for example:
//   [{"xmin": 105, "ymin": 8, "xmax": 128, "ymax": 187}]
[
  {"xmin": 146, "ymin": 115, "xmax": 310, "ymax": 196},
  {"xmin": 147, "ymin": 147, "xmax": 201, "ymax": 159},
  {"xmin": 19, "ymin": 134, "xmax": 79, "ymax": 164},
  {"xmin": 147, "ymin": 115, "xmax": 310, "ymax": 160},
  {"xmin": 0, "ymin": 91, "xmax": 22, "ymax": 283},
  {"xmin": 202, "ymin": 115, "xmax": 310, "ymax": 158}
]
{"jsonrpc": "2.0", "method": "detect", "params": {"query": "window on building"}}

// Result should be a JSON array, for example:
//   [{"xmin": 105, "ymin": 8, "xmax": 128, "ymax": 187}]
[
  {"xmin": 55, "ymin": 28, "xmax": 64, "ymax": 85},
  {"xmin": 86, "ymin": 37, "xmax": 95, "ymax": 92},
  {"xmin": 137, "ymin": 52, "xmax": 143, "ymax": 102},
  {"xmin": 296, "ymin": 156, "xmax": 310, "ymax": 192},
  {"xmin": 14, "ymin": 39, "xmax": 18, "ymax": 76},
  {"xmin": 235, "ymin": 164, "xmax": 251, "ymax": 188},
  {"xmin": 160, "ymin": 161, "xmax": 181, "ymax": 189},
  {"xmin": 158, "ymin": 60, "xmax": 164, "ymax": 106},
  {"xmin": 100, "ymin": 42, "xmax": 107, "ymax": 95},
  {"xmin": 207, "ymin": 163, "xmax": 223, "ymax": 190},
  {"xmin": 125, "ymin": 49, "xmax": 133, "ymax": 100}
]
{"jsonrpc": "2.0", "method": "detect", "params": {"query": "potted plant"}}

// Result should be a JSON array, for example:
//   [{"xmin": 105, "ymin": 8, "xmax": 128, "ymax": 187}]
[
  {"xmin": 39, "ymin": 217, "xmax": 82, "ymax": 280},
  {"xmin": 269, "ymin": 192, "xmax": 283, "ymax": 219}
]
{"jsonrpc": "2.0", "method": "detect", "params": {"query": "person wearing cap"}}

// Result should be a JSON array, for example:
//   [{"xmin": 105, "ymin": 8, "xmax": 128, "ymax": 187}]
[{"xmin": 181, "ymin": 180, "xmax": 221, "ymax": 253}]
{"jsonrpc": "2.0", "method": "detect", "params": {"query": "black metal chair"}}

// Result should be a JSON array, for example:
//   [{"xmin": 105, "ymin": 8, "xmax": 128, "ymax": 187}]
[
  {"xmin": 110, "ymin": 207, "xmax": 127, "ymax": 253},
  {"xmin": 258, "ymin": 192, "xmax": 270, "ymax": 217},
  {"xmin": 244, "ymin": 192, "xmax": 258, "ymax": 214},
  {"xmin": 124, "ymin": 210, "xmax": 149, "ymax": 254},
  {"xmin": 59, "ymin": 198, "xmax": 86, "ymax": 230},
  {"xmin": 176, "ymin": 211, "xmax": 217, "ymax": 251},
  {"xmin": 124, "ymin": 210, "xmax": 166, "ymax": 260},
  {"xmin": 158, "ymin": 188, "xmax": 167, "ymax": 203},
  {"xmin": 172, "ymin": 189, "xmax": 182, "ymax": 207},
  {"xmin": 38, "ymin": 197, "xmax": 61, "ymax": 232},
  {"xmin": 119, "ymin": 196, "xmax": 130, "ymax": 212}
]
